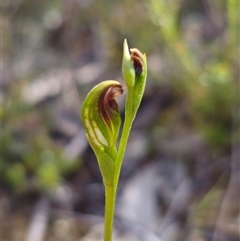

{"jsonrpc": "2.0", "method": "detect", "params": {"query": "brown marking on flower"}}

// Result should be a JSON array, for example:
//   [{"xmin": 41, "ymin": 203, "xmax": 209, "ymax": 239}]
[
  {"xmin": 130, "ymin": 48, "xmax": 144, "ymax": 76},
  {"xmin": 98, "ymin": 83, "xmax": 123, "ymax": 128}
]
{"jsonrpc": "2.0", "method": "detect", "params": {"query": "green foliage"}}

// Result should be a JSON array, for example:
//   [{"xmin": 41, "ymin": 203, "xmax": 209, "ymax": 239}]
[
  {"xmin": 5, "ymin": 164, "xmax": 27, "ymax": 191},
  {"xmin": 2, "ymin": 84, "xmax": 80, "ymax": 193},
  {"xmin": 148, "ymin": 0, "xmax": 238, "ymax": 152},
  {"xmin": 37, "ymin": 159, "xmax": 61, "ymax": 191}
]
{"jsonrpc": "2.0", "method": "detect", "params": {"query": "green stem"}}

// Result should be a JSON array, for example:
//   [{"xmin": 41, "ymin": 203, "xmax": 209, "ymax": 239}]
[
  {"xmin": 113, "ymin": 114, "xmax": 134, "ymax": 188},
  {"xmin": 103, "ymin": 95, "xmax": 136, "ymax": 241},
  {"xmin": 104, "ymin": 185, "xmax": 116, "ymax": 241}
]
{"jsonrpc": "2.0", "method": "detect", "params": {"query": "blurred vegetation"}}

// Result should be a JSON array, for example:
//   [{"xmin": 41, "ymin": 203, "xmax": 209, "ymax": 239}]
[
  {"xmin": 2, "ymin": 78, "xmax": 80, "ymax": 192},
  {"xmin": 2, "ymin": 0, "xmax": 239, "ymax": 218},
  {"xmin": 150, "ymin": 0, "xmax": 238, "ymax": 150}
]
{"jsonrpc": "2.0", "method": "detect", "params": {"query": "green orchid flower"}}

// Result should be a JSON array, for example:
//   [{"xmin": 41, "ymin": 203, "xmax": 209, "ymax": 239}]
[
  {"xmin": 122, "ymin": 39, "xmax": 147, "ymax": 119},
  {"xmin": 81, "ymin": 80, "xmax": 123, "ymax": 186},
  {"xmin": 80, "ymin": 39, "xmax": 147, "ymax": 241}
]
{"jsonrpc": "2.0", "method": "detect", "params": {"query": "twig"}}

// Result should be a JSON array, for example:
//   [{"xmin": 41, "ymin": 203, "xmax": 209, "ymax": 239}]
[{"xmin": 25, "ymin": 195, "xmax": 50, "ymax": 241}]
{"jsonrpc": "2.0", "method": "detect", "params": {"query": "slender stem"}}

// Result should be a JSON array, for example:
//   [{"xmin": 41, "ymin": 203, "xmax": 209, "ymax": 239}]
[
  {"xmin": 103, "ymin": 96, "xmax": 136, "ymax": 241},
  {"xmin": 103, "ymin": 111, "xmax": 134, "ymax": 241},
  {"xmin": 113, "ymin": 112, "xmax": 134, "ymax": 189},
  {"xmin": 104, "ymin": 185, "xmax": 116, "ymax": 241}
]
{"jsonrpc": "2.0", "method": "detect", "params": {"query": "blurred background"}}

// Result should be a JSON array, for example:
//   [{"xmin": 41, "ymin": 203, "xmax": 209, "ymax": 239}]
[{"xmin": 1, "ymin": 0, "xmax": 239, "ymax": 240}]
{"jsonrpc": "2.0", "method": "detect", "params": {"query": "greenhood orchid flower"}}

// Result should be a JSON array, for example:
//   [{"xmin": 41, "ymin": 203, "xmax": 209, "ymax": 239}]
[
  {"xmin": 81, "ymin": 80, "xmax": 123, "ymax": 185},
  {"xmin": 80, "ymin": 39, "xmax": 147, "ymax": 241},
  {"xmin": 122, "ymin": 39, "xmax": 147, "ymax": 119}
]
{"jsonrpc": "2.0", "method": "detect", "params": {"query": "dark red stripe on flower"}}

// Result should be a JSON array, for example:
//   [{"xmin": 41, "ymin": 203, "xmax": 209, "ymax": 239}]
[
  {"xmin": 130, "ymin": 48, "xmax": 144, "ymax": 76},
  {"xmin": 98, "ymin": 84, "xmax": 123, "ymax": 127}
]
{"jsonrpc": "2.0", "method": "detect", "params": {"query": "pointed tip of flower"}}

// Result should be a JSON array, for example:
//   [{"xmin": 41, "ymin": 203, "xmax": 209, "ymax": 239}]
[
  {"xmin": 123, "ymin": 39, "xmax": 131, "ymax": 62},
  {"xmin": 122, "ymin": 39, "xmax": 135, "ymax": 87}
]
